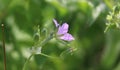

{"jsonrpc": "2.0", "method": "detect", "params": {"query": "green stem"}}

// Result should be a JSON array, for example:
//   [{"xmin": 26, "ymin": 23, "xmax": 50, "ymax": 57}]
[
  {"xmin": 104, "ymin": 25, "xmax": 110, "ymax": 33},
  {"xmin": 22, "ymin": 33, "xmax": 54, "ymax": 70},
  {"xmin": 22, "ymin": 53, "xmax": 56, "ymax": 70},
  {"xmin": 22, "ymin": 54, "xmax": 34, "ymax": 70},
  {"xmin": 39, "ymin": 35, "xmax": 53, "ymax": 47},
  {"xmin": 40, "ymin": 53, "xmax": 56, "ymax": 59},
  {"xmin": 34, "ymin": 35, "xmax": 53, "ymax": 48}
]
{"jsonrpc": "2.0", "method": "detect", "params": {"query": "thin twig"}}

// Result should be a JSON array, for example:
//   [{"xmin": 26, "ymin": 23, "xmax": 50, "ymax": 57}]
[
  {"xmin": 1, "ymin": 24, "xmax": 7, "ymax": 70},
  {"xmin": 22, "ymin": 54, "xmax": 33, "ymax": 70},
  {"xmin": 40, "ymin": 53, "xmax": 56, "ymax": 59}
]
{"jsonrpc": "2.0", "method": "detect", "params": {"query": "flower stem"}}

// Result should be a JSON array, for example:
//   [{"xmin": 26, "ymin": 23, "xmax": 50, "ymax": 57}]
[
  {"xmin": 40, "ymin": 53, "xmax": 56, "ymax": 59},
  {"xmin": 1, "ymin": 24, "xmax": 7, "ymax": 70},
  {"xmin": 22, "ymin": 54, "xmax": 34, "ymax": 70},
  {"xmin": 22, "ymin": 53, "xmax": 56, "ymax": 70},
  {"xmin": 22, "ymin": 32, "xmax": 54, "ymax": 70},
  {"xmin": 39, "ymin": 34, "xmax": 53, "ymax": 47},
  {"xmin": 104, "ymin": 25, "xmax": 110, "ymax": 33}
]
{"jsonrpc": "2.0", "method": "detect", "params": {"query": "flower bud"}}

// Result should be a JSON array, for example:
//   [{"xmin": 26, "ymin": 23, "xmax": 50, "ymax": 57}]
[
  {"xmin": 41, "ymin": 28, "xmax": 47, "ymax": 38},
  {"xmin": 33, "ymin": 32, "xmax": 40, "ymax": 42}
]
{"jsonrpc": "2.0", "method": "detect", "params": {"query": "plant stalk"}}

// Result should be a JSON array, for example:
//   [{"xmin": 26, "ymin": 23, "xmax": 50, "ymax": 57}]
[
  {"xmin": 1, "ymin": 24, "xmax": 7, "ymax": 70},
  {"xmin": 22, "ymin": 54, "xmax": 33, "ymax": 70}
]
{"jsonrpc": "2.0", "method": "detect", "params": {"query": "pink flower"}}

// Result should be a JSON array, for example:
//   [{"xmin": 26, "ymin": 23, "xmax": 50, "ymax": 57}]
[{"xmin": 53, "ymin": 19, "xmax": 75, "ymax": 41}]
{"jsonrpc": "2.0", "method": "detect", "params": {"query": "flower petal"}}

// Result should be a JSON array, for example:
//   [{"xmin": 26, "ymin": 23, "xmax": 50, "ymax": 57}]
[
  {"xmin": 59, "ymin": 33, "xmax": 74, "ymax": 41},
  {"xmin": 53, "ymin": 19, "xmax": 59, "ymax": 27},
  {"xmin": 57, "ymin": 23, "xmax": 69, "ymax": 35}
]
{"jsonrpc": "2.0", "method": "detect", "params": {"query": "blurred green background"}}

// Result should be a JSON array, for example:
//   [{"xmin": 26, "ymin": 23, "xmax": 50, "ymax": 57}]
[{"xmin": 0, "ymin": 0, "xmax": 120, "ymax": 70}]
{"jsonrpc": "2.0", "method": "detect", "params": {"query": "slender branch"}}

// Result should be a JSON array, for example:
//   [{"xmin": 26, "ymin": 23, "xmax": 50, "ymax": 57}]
[
  {"xmin": 104, "ymin": 26, "xmax": 109, "ymax": 33},
  {"xmin": 38, "ymin": 34, "xmax": 53, "ymax": 47},
  {"xmin": 22, "ymin": 32, "xmax": 53, "ymax": 70},
  {"xmin": 40, "ymin": 53, "xmax": 56, "ymax": 59},
  {"xmin": 22, "ymin": 54, "xmax": 33, "ymax": 70},
  {"xmin": 22, "ymin": 53, "xmax": 55, "ymax": 70},
  {"xmin": 1, "ymin": 24, "xmax": 7, "ymax": 70}
]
